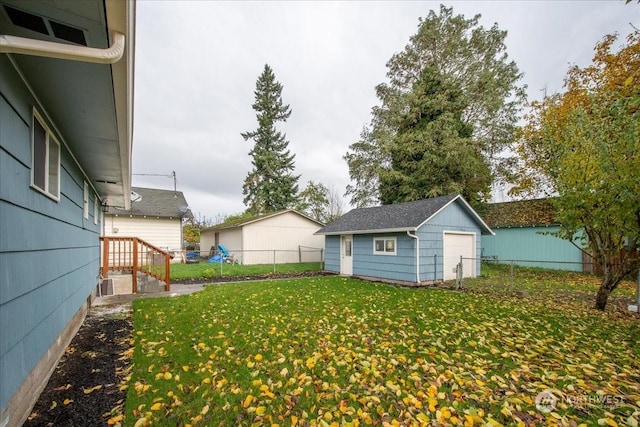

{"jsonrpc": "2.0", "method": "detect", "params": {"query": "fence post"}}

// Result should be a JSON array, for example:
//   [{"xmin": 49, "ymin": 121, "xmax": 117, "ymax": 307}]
[
  {"xmin": 299, "ymin": 246, "xmax": 302, "ymax": 263},
  {"xmin": 273, "ymin": 250, "xmax": 276, "ymax": 273},
  {"xmin": 320, "ymin": 249, "xmax": 324, "ymax": 270},
  {"xmin": 509, "ymin": 260, "xmax": 514, "ymax": 294},
  {"xmin": 132, "ymin": 238, "xmax": 138, "ymax": 294},
  {"xmin": 636, "ymin": 269, "xmax": 639, "ymax": 314},
  {"xmin": 165, "ymin": 253, "xmax": 171, "ymax": 292},
  {"xmin": 101, "ymin": 237, "xmax": 109, "ymax": 279},
  {"xmin": 434, "ymin": 254, "xmax": 437, "ymax": 281}
]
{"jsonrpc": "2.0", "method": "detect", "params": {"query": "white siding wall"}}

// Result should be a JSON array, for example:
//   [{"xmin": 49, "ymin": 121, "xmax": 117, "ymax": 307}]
[
  {"xmin": 106, "ymin": 215, "xmax": 182, "ymax": 260},
  {"xmin": 200, "ymin": 228, "xmax": 242, "ymax": 260},
  {"xmin": 218, "ymin": 229, "xmax": 243, "ymax": 260},
  {"xmin": 199, "ymin": 229, "xmax": 216, "ymax": 258},
  {"xmin": 242, "ymin": 212, "xmax": 324, "ymax": 264}
]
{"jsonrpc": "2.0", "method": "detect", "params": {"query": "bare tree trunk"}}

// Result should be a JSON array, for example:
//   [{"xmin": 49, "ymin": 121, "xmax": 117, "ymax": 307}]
[{"xmin": 595, "ymin": 285, "xmax": 611, "ymax": 311}]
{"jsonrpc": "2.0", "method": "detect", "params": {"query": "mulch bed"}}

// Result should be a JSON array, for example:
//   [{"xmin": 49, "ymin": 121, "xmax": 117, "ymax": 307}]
[
  {"xmin": 175, "ymin": 270, "xmax": 336, "ymax": 285},
  {"xmin": 24, "ymin": 307, "xmax": 133, "ymax": 427}
]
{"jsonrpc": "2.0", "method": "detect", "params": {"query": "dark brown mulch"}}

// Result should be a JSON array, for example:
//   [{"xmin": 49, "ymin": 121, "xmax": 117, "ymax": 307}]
[
  {"xmin": 24, "ymin": 307, "xmax": 133, "ymax": 427},
  {"xmin": 175, "ymin": 269, "xmax": 336, "ymax": 285}
]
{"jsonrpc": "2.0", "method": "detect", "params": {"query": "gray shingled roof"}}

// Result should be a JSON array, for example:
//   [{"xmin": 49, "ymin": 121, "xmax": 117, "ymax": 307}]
[
  {"xmin": 107, "ymin": 187, "xmax": 192, "ymax": 218},
  {"xmin": 316, "ymin": 194, "xmax": 492, "ymax": 235}
]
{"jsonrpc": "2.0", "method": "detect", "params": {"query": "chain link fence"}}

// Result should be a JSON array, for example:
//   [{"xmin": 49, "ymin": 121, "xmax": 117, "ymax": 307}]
[
  {"xmin": 203, "ymin": 246, "xmax": 323, "ymax": 264},
  {"xmin": 455, "ymin": 257, "xmax": 640, "ymax": 311},
  {"xmin": 181, "ymin": 246, "xmax": 325, "ymax": 276}
]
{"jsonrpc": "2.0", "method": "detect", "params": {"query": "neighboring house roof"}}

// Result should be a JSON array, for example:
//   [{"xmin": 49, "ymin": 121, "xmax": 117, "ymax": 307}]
[
  {"xmin": 316, "ymin": 194, "xmax": 493, "ymax": 235},
  {"xmin": 482, "ymin": 198, "xmax": 558, "ymax": 228},
  {"xmin": 0, "ymin": 0, "xmax": 135, "ymax": 209},
  {"xmin": 107, "ymin": 187, "xmax": 192, "ymax": 219},
  {"xmin": 203, "ymin": 209, "xmax": 324, "ymax": 232}
]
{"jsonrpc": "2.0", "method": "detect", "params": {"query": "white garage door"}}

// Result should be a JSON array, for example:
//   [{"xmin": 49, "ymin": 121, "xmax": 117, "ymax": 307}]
[{"xmin": 443, "ymin": 232, "xmax": 476, "ymax": 281}]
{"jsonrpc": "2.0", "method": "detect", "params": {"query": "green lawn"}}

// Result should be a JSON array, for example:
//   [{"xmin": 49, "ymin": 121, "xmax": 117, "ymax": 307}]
[
  {"xmin": 465, "ymin": 262, "xmax": 638, "ymax": 301},
  {"xmin": 168, "ymin": 262, "xmax": 322, "ymax": 281},
  {"xmin": 121, "ymin": 273, "xmax": 640, "ymax": 426}
]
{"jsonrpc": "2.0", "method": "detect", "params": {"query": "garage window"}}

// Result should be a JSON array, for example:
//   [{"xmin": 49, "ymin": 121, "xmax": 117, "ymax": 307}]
[
  {"xmin": 31, "ymin": 110, "xmax": 60, "ymax": 200},
  {"xmin": 373, "ymin": 237, "xmax": 396, "ymax": 255}
]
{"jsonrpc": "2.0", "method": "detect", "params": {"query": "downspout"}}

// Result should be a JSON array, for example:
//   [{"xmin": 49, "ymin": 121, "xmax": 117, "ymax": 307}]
[
  {"xmin": 0, "ymin": 32, "xmax": 125, "ymax": 64},
  {"xmin": 407, "ymin": 231, "xmax": 420, "ymax": 284}
]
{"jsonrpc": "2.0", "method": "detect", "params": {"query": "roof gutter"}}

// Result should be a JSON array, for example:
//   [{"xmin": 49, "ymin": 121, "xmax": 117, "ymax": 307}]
[
  {"xmin": 0, "ymin": 32, "xmax": 125, "ymax": 64},
  {"xmin": 406, "ymin": 231, "xmax": 420, "ymax": 284}
]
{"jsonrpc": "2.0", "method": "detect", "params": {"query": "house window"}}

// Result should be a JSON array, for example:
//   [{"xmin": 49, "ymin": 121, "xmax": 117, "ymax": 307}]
[
  {"xmin": 93, "ymin": 195, "xmax": 98, "ymax": 224},
  {"xmin": 344, "ymin": 238, "xmax": 352, "ymax": 257},
  {"xmin": 31, "ymin": 111, "xmax": 60, "ymax": 200},
  {"xmin": 373, "ymin": 237, "xmax": 396, "ymax": 255},
  {"xmin": 83, "ymin": 181, "xmax": 89, "ymax": 219}
]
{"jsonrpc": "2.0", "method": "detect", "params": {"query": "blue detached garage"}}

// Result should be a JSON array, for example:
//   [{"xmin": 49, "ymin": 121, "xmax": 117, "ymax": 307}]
[{"xmin": 315, "ymin": 194, "xmax": 493, "ymax": 285}]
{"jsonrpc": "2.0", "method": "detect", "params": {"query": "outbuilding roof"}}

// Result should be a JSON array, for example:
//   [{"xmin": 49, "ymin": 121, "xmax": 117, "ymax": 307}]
[
  {"xmin": 107, "ymin": 187, "xmax": 192, "ymax": 219},
  {"xmin": 481, "ymin": 198, "xmax": 558, "ymax": 228},
  {"xmin": 316, "ymin": 194, "xmax": 493, "ymax": 235},
  {"xmin": 202, "ymin": 209, "xmax": 324, "ymax": 232}
]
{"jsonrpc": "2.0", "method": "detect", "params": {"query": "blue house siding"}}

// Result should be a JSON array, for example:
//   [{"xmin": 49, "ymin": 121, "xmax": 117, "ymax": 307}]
[
  {"xmin": 0, "ymin": 67, "xmax": 101, "ymax": 411},
  {"xmin": 324, "ymin": 235, "xmax": 340, "ymax": 273},
  {"xmin": 482, "ymin": 226, "xmax": 584, "ymax": 271},
  {"xmin": 352, "ymin": 233, "xmax": 416, "ymax": 282}
]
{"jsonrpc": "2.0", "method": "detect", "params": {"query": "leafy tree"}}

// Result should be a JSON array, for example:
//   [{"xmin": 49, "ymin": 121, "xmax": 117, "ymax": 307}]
[
  {"xmin": 326, "ymin": 185, "xmax": 345, "ymax": 223},
  {"xmin": 182, "ymin": 212, "xmax": 217, "ymax": 245},
  {"xmin": 344, "ymin": 5, "xmax": 525, "ymax": 207},
  {"xmin": 296, "ymin": 181, "xmax": 345, "ymax": 223},
  {"xmin": 297, "ymin": 181, "xmax": 329, "ymax": 223},
  {"xmin": 242, "ymin": 64, "xmax": 299, "ymax": 214},
  {"xmin": 514, "ymin": 31, "xmax": 640, "ymax": 311}
]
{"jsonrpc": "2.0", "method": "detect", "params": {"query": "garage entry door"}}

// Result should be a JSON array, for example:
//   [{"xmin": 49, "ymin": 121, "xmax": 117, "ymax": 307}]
[{"xmin": 443, "ymin": 232, "xmax": 476, "ymax": 281}]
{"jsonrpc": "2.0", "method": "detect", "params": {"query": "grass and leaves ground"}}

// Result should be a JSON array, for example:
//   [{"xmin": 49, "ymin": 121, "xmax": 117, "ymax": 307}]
[
  {"xmin": 464, "ymin": 263, "xmax": 637, "ymax": 312},
  {"xmin": 123, "ymin": 271, "xmax": 640, "ymax": 426}
]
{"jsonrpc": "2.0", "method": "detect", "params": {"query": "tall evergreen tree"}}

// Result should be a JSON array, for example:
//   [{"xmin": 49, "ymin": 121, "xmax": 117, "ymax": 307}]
[
  {"xmin": 344, "ymin": 5, "xmax": 525, "ymax": 207},
  {"xmin": 379, "ymin": 66, "xmax": 490, "ymax": 205},
  {"xmin": 242, "ymin": 64, "xmax": 299, "ymax": 214}
]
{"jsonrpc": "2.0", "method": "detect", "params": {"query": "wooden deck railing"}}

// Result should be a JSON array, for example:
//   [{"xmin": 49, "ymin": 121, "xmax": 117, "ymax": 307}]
[{"xmin": 100, "ymin": 236, "xmax": 173, "ymax": 293}]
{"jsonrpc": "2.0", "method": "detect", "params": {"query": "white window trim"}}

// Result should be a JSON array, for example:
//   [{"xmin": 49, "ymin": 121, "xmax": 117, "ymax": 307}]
[
  {"xmin": 83, "ymin": 181, "xmax": 89, "ymax": 219},
  {"xmin": 31, "ymin": 109, "xmax": 60, "ymax": 201},
  {"xmin": 93, "ymin": 194, "xmax": 99, "ymax": 224},
  {"xmin": 373, "ymin": 236, "xmax": 397, "ymax": 255}
]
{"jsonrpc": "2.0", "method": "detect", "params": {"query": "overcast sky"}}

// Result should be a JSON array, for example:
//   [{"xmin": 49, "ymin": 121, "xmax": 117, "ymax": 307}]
[{"xmin": 131, "ymin": 1, "xmax": 637, "ymax": 220}]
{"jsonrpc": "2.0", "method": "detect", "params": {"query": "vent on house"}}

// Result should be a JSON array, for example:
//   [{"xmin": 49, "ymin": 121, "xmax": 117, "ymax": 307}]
[
  {"xmin": 4, "ymin": 5, "xmax": 48, "ymax": 35},
  {"xmin": 49, "ymin": 20, "xmax": 86, "ymax": 45},
  {"xmin": 3, "ymin": 4, "xmax": 87, "ymax": 46}
]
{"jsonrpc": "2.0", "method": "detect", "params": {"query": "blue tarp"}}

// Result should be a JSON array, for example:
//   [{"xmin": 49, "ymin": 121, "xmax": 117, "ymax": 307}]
[
  {"xmin": 208, "ymin": 244, "xmax": 230, "ymax": 263},
  {"xmin": 208, "ymin": 254, "xmax": 223, "ymax": 263}
]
